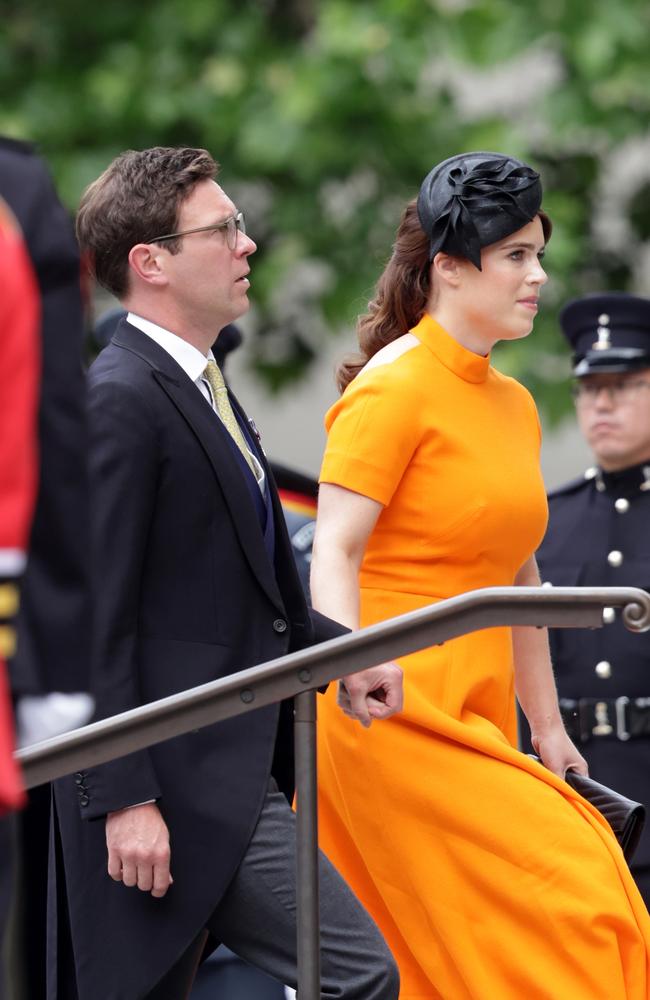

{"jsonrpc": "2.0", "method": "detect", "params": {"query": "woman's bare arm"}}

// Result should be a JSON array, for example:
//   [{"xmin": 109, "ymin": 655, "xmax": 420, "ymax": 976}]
[{"xmin": 311, "ymin": 483, "xmax": 403, "ymax": 726}]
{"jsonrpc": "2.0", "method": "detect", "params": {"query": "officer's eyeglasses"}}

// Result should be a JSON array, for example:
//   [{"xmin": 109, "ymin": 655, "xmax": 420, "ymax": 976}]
[
  {"xmin": 571, "ymin": 377, "xmax": 650, "ymax": 406},
  {"xmin": 150, "ymin": 211, "xmax": 246, "ymax": 251}
]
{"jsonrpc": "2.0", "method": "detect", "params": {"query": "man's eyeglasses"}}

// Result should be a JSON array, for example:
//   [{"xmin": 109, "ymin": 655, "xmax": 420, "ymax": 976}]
[
  {"xmin": 150, "ymin": 211, "xmax": 246, "ymax": 251},
  {"xmin": 571, "ymin": 377, "xmax": 650, "ymax": 406}
]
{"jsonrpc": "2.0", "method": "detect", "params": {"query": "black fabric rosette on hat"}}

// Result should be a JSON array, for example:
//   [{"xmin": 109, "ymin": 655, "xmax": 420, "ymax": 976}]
[{"xmin": 417, "ymin": 152, "xmax": 544, "ymax": 269}]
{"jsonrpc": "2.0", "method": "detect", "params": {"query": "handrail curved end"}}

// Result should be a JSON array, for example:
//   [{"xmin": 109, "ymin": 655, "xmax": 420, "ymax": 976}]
[{"xmin": 622, "ymin": 592, "xmax": 650, "ymax": 633}]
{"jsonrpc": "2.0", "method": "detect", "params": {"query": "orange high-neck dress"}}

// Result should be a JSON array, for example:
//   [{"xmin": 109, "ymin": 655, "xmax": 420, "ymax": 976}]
[{"xmin": 317, "ymin": 313, "xmax": 650, "ymax": 1000}]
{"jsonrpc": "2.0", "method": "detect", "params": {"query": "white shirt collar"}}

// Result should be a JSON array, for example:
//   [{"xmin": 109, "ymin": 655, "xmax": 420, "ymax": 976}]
[
  {"xmin": 127, "ymin": 312, "xmax": 213, "ymax": 382},
  {"xmin": 126, "ymin": 312, "xmax": 265, "ymax": 491}
]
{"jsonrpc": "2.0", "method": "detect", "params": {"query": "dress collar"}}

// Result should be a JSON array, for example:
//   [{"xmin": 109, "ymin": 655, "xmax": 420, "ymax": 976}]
[{"xmin": 410, "ymin": 312, "xmax": 490, "ymax": 384}]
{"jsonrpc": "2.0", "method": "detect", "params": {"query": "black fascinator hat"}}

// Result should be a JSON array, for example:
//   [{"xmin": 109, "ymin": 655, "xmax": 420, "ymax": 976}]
[{"xmin": 417, "ymin": 151, "xmax": 547, "ymax": 270}]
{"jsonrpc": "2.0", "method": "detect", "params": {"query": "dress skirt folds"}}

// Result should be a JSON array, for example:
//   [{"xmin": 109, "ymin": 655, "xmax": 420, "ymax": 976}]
[{"xmin": 317, "ymin": 314, "xmax": 650, "ymax": 999}]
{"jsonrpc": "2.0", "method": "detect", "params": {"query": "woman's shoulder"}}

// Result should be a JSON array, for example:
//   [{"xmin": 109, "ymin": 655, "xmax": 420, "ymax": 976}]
[
  {"xmin": 360, "ymin": 333, "xmax": 420, "ymax": 374},
  {"xmin": 325, "ymin": 337, "xmax": 427, "ymax": 433},
  {"xmin": 489, "ymin": 367, "xmax": 540, "ymax": 419},
  {"xmin": 348, "ymin": 334, "xmax": 428, "ymax": 394},
  {"xmin": 490, "ymin": 365, "xmax": 532, "ymax": 396}
]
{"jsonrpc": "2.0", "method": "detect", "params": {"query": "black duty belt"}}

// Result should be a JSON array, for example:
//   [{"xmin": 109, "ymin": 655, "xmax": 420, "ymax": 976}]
[{"xmin": 560, "ymin": 697, "xmax": 650, "ymax": 743}]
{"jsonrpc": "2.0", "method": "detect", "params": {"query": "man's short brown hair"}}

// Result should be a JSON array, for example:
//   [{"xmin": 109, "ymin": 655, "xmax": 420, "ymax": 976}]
[{"xmin": 76, "ymin": 146, "xmax": 218, "ymax": 298}]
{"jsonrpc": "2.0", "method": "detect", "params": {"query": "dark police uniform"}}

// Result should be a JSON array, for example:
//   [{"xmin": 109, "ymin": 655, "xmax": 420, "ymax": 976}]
[{"xmin": 530, "ymin": 293, "xmax": 650, "ymax": 906}]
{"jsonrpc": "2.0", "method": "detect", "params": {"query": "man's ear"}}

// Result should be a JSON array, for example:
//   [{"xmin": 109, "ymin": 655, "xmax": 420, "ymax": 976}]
[
  {"xmin": 128, "ymin": 244, "xmax": 168, "ymax": 287},
  {"xmin": 431, "ymin": 252, "xmax": 463, "ymax": 288}
]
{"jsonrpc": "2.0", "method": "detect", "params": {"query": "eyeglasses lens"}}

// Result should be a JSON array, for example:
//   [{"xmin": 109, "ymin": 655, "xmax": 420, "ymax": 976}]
[
  {"xmin": 573, "ymin": 379, "xmax": 650, "ymax": 405},
  {"xmin": 227, "ymin": 212, "xmax": 245, "ymax": 250}
]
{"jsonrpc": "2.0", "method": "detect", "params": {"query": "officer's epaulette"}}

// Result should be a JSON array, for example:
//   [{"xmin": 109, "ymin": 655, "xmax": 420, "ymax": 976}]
[{"xmin": 547, "ymin": 468, "xmax": 598, "ymax": 500}]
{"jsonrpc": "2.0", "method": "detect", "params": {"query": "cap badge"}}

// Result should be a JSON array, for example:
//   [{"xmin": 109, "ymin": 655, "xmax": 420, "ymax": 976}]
[{"xmin": 592, "ymin": 314, "xmax": 611, "ymax": 350}]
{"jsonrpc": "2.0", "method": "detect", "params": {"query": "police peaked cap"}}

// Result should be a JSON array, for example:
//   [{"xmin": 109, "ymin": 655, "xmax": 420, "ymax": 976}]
[{"xmin": 559, "ymin": 292, "xmax": 650, "ymax": 376}]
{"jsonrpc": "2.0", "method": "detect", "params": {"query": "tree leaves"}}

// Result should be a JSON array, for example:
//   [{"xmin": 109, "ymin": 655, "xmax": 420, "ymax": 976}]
[{"xmin": 3, "ymin": 0, "xmax": 650, "ymax": 418}]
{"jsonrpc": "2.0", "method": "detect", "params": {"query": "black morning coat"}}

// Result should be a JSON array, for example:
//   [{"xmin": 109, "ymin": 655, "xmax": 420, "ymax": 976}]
[
  {"xmin": 49, "ymin": 320, "xmax": 345, "ymax": 999},
  {"xmin": 520, "ymin": 462, "xmax": 650, "ymax": 887}
]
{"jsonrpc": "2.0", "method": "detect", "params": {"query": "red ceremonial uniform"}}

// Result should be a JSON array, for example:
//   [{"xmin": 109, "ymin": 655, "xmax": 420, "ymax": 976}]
[{"xmin": 0, "ymin": 196, "xmax": 39, "ymax": 813}]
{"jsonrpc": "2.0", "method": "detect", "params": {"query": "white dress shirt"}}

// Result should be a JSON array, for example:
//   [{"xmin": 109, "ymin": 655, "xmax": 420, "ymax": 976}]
[{"xmin": 127, "ymin": 313, "xmax": 264, "ymax": 491}]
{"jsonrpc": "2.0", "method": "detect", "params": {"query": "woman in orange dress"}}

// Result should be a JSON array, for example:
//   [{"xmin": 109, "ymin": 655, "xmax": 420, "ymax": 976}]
[{"xmin": 311, "ymin": 152, "xmax": 650, "ymax": 1000}]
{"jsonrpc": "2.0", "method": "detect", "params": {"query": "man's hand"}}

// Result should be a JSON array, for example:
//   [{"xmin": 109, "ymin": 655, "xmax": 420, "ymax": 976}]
[
  {"xmin": 106, "ymin": 802, "xmax": 172, "ymax": 898},
  {"xmin": 338, "ymin": 662, "xmax": 403, "ymax": 728},
  {"xmin": 532, "ymin": 723, "xmax": 589, "ymax": 780}
]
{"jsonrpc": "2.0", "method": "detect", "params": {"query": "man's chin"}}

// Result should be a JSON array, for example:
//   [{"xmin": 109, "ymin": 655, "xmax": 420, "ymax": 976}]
[
  {"xmin": 232, "ymin": 296, "xmax": 250, "ymax": 318},
  {"xmin": 593, "ymin": 448, "xmax": 634, "ymax": 471}
]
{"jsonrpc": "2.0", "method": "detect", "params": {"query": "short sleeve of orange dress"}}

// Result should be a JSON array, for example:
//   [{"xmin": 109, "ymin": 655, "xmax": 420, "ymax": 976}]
[{"xmin": 320, "ymin": 362, "xmax": 424, "ymax": 507}]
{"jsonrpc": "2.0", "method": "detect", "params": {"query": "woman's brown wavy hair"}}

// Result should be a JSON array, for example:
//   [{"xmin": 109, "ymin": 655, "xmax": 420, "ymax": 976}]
[
  {"xmin": 336, "ymin": 200, "xmax": 429, "ymax": 394},
  {"xmin": 336, "ymin": 202, "xmax": 552, "ymax": 394}
]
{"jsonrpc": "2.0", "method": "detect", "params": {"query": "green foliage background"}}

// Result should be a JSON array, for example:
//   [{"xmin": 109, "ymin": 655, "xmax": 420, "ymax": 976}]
[{"xmin": 3, "ymin": 0, "xmax": 650, "ymax": 420}]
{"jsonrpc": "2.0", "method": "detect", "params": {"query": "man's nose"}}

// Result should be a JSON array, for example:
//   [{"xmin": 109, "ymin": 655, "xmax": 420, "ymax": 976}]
[
  {"xmin": 593, "ymin": 385, "xmax": 615, "ymax": 407},
  {"xmin": 238, "ymin": 233, "xmax": 257, "ymax": 255}
]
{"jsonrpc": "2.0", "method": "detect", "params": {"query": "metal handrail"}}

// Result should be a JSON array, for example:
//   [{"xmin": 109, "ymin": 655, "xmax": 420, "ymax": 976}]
[
  {"xmin": 17, "ymin": 585, "xmax": 650, "ymax": 1000},
  {"xmin": 16, "ymin": 586, "xmax": 650, "ymax": 786}
]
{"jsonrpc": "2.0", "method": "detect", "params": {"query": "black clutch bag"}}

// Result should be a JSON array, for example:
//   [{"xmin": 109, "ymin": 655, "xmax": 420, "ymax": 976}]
[
  {"xmin": 564, "ymin": 769, "xmax": 645, "ymax": 863},
  {"xmin": 529, "ymin": 757, "xmax": 645, "ymax": 862}
]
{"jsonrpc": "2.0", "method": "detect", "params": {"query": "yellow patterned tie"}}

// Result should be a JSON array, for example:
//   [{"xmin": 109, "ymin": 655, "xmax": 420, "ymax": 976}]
[{"xmin": 202, "ymin": 361, "xmax": 258, "ymax": 477}]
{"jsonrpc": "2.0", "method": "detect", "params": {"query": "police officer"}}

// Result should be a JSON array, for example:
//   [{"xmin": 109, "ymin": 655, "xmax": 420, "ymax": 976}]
[{"xmin": 534, "ymin": 291, "xmax": 650, "ymax": 905}]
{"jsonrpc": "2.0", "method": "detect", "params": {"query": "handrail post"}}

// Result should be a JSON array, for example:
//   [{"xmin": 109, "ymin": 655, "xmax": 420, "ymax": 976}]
[{"xmin": 294, "ymin": 688, "xmax": 320, "ymax": 999}]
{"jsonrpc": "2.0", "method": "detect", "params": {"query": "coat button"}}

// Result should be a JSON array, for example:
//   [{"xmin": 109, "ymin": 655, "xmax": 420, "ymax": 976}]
[
  {"xmin": 595, "ymin": 660, "xmax": 612, "ymax": 679},
  {"xmin": 273, "ymin": 618, "xmax": 288, "ymax": 634},
  {"xmin": 79, "ymin": 794, "xmax": 90, "ymax": 806},
  {"xmin": 602, "ymin": 607, "xmax": 616, "ymax": 624},
  {"xmin": 74, "ymin": 773, "xmax": 84, "ymax": 784},
  {"xmin": 614, "ymin": 497, "xmax": 630, "ymax": 513},
  {"xmin": 607, "ymin": 550, "xmax": 623, "ymax": 567}
]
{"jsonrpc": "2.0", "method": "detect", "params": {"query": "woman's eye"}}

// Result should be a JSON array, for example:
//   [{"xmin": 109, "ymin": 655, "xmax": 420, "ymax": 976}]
[{"xmin": 509, "ymin": 250, "xmax": 523, "ymax": 261}]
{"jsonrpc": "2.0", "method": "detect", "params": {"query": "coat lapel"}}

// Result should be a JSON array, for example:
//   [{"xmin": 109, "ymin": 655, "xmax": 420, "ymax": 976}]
[{"xmin": 112, "ymin": 322, "xmax": 285, "ymax": 613}]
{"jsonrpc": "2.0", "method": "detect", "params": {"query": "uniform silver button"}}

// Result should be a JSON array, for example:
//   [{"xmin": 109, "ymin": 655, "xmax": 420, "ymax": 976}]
[
  {"xmin": 614, "ymin": 497, "xmax": 630, "ymax": 513},
  {"xmin": 595, "ymin": 660, "xmax": 612, "ymax": 679},
  {"xmin": 607, "ymin": 550, "xmax": 623, "ymax": 567},
  {"xmin": 541, "ymin": 581, "xmax": 553, "ymax": 588},
  {"xmin": 602, "ymin": 606, "xmax": 616, "ymax": 624},
  {"xmin": 584, "ymin": 466, "xmax": 597, "ymax": 480}
]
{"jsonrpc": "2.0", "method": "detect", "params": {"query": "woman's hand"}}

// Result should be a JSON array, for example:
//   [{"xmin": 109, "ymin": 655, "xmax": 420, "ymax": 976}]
[
  {"xmin": 338, "ymin": 662, "xmax": 404, "ymax": 728},
  {"xmin": 531, "ymin": 722, "xmax": 588, "ymax": 779}
]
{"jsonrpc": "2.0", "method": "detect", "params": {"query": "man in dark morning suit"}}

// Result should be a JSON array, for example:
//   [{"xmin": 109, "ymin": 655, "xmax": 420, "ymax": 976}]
[
  {"xmin": 92, "ymin": 311, "xmax": 318, "ymax": 1000},
  {"xmin": 0, "ymin": 137, "xmax": 92, "ymax": 999},
  {"xmin": 522, "ymin": 292, "xmax": 650, "ymax": 906},
  {"xmin": 50, "ymin": 146, "xmax": 402, "ymax": 1000}
]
